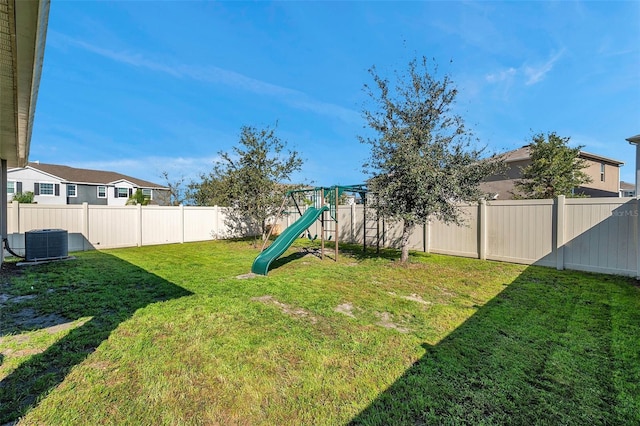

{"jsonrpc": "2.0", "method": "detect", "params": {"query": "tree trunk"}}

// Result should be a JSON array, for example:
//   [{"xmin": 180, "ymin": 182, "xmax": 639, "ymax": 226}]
[{"xmin": 400, "ymin": 219, "xmax": 413, "ymax": 263}]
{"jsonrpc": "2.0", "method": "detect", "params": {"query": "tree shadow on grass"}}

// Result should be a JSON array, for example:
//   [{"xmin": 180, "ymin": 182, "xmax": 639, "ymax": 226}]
[
  {"xmin": 338, "ymin": 242, "xmax": 402, "ymax": 262},
  {"xmin": 267, "ymin": 241, "xmax": 411, "ymax": 273},
  {"xmin": 348, "ymin": 266, "xmax": 639, "ymax": 425},
  {"xmin": 0, "ymin": 252, "xmax": 192, "ymax": 424}
]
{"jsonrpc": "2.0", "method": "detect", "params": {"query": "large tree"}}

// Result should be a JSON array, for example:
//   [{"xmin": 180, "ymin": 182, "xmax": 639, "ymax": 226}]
[
  {"xmin": 202, "ymin": 124, "xmax": 302, "ymax": 244},
  {"xmin": 360, "ymin": 56, "xmax": 503, "ymax": 263},
  {"xmin": 514, "ymin": 132, "xmax": 592, "ymax": 199},
  {"xmin": 187, "ymin": 173, "xmax": 233, "ymax": 207}
]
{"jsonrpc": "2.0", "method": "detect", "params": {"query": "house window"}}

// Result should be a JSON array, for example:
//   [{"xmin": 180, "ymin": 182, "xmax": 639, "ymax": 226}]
[
  {"xmin": 600, "ymin": 163, "xmax": 605, "ymax": 182},
  {"xmin": 7, "ymin": 181, "xmax": 14, "ymax": 194},
  {"xmin": 142, "ymin": 189, "xmax": 152, "ymax": 200},
  {"xmin": 97, "ymin": 186, "xmax": 107, "ymax": 198},
  {"xmin": 67, "ymin": 184, "xmax": 77, "ymax": 197},
  {"xmin": 39, "ymin": 183, "xmax": 54, "ymax": 195},
  {"xmin": 117, "ymin": 187, "xmax": 129, "ymax": 198}
]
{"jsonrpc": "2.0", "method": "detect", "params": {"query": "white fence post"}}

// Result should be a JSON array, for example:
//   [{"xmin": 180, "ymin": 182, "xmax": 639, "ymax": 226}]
[
  {"xmin": 180, "ymin": 204, "xmax": 185, "ymax": 244},
  {"xmin": 424, "ymin": 218, "xmax": 431, "ymax": 253},
  {"xmin": 213, "ymin": 205, "xmax": 219, "ymax": 239},
  {"xmin": 556, "ymin": 195, "xmax": 566, "ymax": 270},
  {"xmin": 351, "ymin": 203, "xmax": 356, "ymax": 243},
  {"xmin": 82, "ymin": 202, "xmax": 89, "ymax": 250},
  {"xmin": 137, "ymin": 204, "xmax": 143, "ymax": 247},
  {"xmin": 479, "ymin": 199, "xmax": 487, "ymax": 260}
]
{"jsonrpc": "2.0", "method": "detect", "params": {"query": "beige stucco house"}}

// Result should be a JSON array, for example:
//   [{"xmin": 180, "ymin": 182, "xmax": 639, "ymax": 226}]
[{"xmin": 481, "ymin": 145, "xmax": 624, "ymax": 199}]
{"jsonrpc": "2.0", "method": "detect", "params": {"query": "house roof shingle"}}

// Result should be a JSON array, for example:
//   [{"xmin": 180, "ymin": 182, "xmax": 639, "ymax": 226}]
[
  {"xmin": 500, "ymin": 145, "xmax": 624, "ymax": 166},
  {"xmin": 23, "ymin": 163, "xmax": 167, "ymax": 189},
  {"xmin": 620, "ymin": 181, "xmax": 635, "ymax": 190}
]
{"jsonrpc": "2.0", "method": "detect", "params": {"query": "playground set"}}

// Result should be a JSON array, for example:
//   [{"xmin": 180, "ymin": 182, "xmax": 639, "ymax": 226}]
[{"xmin": 251, "ymin": 184, "xmax": 376, "ymax": 275}]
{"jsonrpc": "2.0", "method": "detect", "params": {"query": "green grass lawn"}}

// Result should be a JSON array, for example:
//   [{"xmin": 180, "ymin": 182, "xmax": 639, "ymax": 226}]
[{"xmin": 0, "ymin": 240, "xmax": 639, "ymax": 425}]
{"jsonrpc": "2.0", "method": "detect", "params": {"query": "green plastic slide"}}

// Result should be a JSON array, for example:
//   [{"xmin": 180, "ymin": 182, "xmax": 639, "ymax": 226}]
[{"xmin": 251, "ymin": 206, "xmax": 329, "ymax": 275}]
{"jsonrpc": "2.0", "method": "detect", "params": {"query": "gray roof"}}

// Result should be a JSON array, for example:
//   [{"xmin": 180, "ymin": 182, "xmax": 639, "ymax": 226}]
[
  {"xmin": 620, "ymin": 181, "xmax": 635, "ymax": 190},
  {"xmin": 499, "ymin": 145, "xmax": 623, "ymax": 166},
  {"xmin": 25, "ymin": 163, "xmax": 167, "ymax": 189}
]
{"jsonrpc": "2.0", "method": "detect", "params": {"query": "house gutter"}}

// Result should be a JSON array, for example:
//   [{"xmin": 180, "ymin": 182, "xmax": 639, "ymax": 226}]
[
  {"xmin": 626, "ymin": 134, "xmax": 640, "ymax": 279},
  {"xmin": 627, "ymin": 134, "xmax": 640, "ymax": 199}
]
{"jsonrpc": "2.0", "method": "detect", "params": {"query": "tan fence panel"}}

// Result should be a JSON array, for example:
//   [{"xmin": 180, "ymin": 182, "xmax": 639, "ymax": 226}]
[
  {"xmin": 563, "ymin": 198, "xmax": 637, "ymax": 275},
  {"xmin": 430, "ymin": 205, "xmax": 478, "ymax": 258},
  {"xmin": 407, "ymin": 223, "xmax": 424, "ymax": 251},
  {"xmin": 183, "ymin": 207, "xmax": 217, "ymax": 242},
  {"xmin": 17, "ymin": 204, "xmax": 84, "ymax": 234},
  {"xmin": 485, "ymin": 200, "xmax": 555, "ymax": 266},
  {"xmin": 352, "ymin": 205, "xmax": 365, "ymax": 247},
  {"xmin": 337, "ymin": 205, "xmax": 354, "ymax": 243},
  {"xmin": 7, "ymin": 203, "xmax": 16, "ymax": 233},
  {"xmin": 87, "ymin": 206, "xmax": 138, "ymax": 249},
  {"xmin": 142, "ymin": 206, "xmax": 183, "ymax": 246},
  {"xmin": 382, "ymin": 219, "xmax": 402, "ymax": 248}
]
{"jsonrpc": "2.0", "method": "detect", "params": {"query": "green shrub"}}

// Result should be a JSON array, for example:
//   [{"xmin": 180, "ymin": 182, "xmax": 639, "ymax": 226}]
[{"xmin": 12, "ymin": 191, "xmax": 35, "ymax": 203}]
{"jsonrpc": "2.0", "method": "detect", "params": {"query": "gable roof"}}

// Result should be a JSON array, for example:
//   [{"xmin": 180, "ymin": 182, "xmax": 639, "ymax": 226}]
[
  {"xmin": 19, "ymin": 163, "xmax": 167, "ymax": 189},
  {"xmin": 620, "ymin": 181, "xmax": 635, "ymax": 190},
  {"xmin": 500, "ymin": 145, "xmax": 624, "ymax": 166}
]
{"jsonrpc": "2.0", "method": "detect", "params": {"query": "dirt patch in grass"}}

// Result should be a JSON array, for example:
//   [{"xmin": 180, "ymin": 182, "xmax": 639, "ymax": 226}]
[
  {"xmin": 0, "ymin": 261, "xmax": 23, "ymax": 277},
  {"xmin": 401, "ymin": 293, "xmax": 432, "ymax": 305},
  {"xmin": 3, "ymin": 348, "xmax": 45, "ymax": 357},
  {"xmin": 434, "ymin": 285, "xmax": 457, "ymax": 297},
  {"xmin": 335, "ymin": 303, "xmax": 356, "ymax": 318},
  {"xmin": 375, "ymin": 312, "xmax": 410, "ymax": 333},
  {"xmin": 236, "ymin": 273, "xmax": 260, "ymax": 279},
  {"xmin": 251, "ymin": 295, "xmax": 318, "ymax": 324},
  {"xmin": 0, "ymin": 294, "xmax": 36, "ymax": 304}
]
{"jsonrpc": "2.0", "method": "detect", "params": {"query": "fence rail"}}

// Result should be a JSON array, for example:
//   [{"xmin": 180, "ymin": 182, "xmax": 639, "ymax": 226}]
[{"xmin": 5, "ymin": 197, "xmax": 639, "ymax": 277}]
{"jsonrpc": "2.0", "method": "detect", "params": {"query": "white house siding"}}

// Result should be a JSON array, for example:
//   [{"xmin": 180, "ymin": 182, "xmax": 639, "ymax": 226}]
[
  {"xmin": 108, "ymin": 180, "xmax": 136, "ymax": 206},
  {"xmin": 7, "ymin": 167, "xmax": 66, "ymax": 205}
]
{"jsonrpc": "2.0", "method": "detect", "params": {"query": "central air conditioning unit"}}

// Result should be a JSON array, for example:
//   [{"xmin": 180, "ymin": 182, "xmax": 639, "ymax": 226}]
[{"xmin": 25, "ymin": 229, "xmax": 68, "ymax": 261}]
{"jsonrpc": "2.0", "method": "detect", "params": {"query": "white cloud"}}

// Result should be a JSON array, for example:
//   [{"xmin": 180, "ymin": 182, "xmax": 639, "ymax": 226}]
[
  {"xmin": 485, "ymin": 67, "xmax": 516, "ymax": 83},
  {"xmin": 524, "ymin": 50, "xmax": 565, "ymax": 85},
  {"xmin": 67, "ymin": 155, "xmax": 220, "ymax": 184},
  {"xmin": 484, "ymin": 49, "xmax": 566, "ymax": 94},
  {"xmin": 50, "ymin": 32, "xmax": 183, "ymax": 77},
  {"xmin": 51, "ymin": 31, "xmax": 360, "ymax": 124}
]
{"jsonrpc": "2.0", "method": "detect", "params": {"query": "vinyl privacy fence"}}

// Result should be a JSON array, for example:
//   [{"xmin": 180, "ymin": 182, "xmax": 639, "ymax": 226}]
[
  {"xmin": 5, "ymin": 197, "xmax": 639, "ymax": 277},
  {"xmin": 279, "ymin": 196, "xmax": 639, "ymax": 277},
  {"xmin": 5, "ymin": 202, "xmax": 233, "ymax": 252}
]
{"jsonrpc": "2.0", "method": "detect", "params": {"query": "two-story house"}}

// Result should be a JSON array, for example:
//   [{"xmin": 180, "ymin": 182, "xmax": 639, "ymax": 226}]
[
  {"xmin": 7, "ymin": 162, "xmax": 170, "ymax": 205},
  {"xmin": 481, "ymin": 145, "xmax": 624, "ymax": 199}
]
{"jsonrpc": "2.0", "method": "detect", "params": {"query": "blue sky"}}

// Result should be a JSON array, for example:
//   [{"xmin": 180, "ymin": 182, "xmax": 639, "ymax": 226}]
[{"xmin": 31, "ymin": 1, "xmax": 640, "ymax": 187}]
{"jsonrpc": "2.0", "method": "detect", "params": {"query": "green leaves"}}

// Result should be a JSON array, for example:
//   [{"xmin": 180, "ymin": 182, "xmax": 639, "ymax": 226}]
[
  {"xmin": 125, "ymin": 189, "xmax": 151, "ymax": 206},
  {"xmin": 515, "ymin": 132, "xmax": 592, "ymax": 199},
  {"xmin": 12, "ymin": 191, "xmax": 35, "ymax": 204},
  {"xmin": 360, "ymin": 56, "xmax": 503, "ymax": 261},
  {"xmin": 190, "ymin": 124, "xmax": 303, "ymax": 243}
]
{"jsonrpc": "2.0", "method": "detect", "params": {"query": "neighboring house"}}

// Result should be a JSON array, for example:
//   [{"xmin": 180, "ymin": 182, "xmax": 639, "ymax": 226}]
[
  {"xmin": 481, "ymin": 145, "xmax": 624, "ymax": 199},
  {"xmin": 7, "ymin": 162, "xmax": 170, "ymax": 206},
  {"xmin": 620, "ymin": 181, "xmax": 635, "ymax": 198}
]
